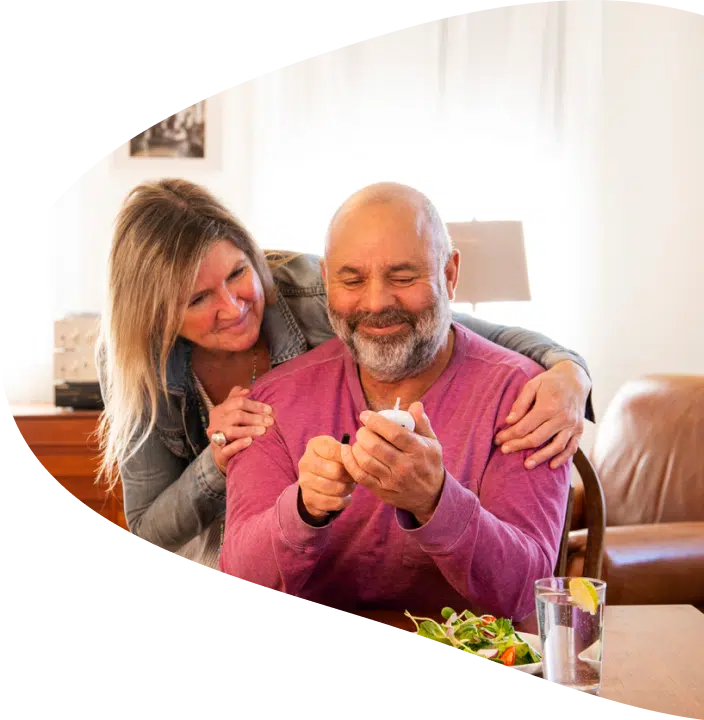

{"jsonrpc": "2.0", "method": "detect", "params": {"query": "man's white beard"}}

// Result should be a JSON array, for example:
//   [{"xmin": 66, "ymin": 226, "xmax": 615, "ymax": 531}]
[{"xmin": 327, "ymin": 295, "xmax": 453, "ymax": 383}]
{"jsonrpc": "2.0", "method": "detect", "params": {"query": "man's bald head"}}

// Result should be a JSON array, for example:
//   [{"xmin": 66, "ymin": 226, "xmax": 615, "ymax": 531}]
[
  {"xmin": 321, "ymin": 182, "xmax": 459, "ymax": 383},
  {"xmin": 325, "ymin": 182, "xmax": 452, "ymax": 264}
]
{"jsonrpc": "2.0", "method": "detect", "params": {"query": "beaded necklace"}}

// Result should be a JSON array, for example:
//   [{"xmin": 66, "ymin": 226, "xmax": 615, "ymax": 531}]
[{"xmin": 192, "ymin": 348, "xmax": 258, "ymax": 555}]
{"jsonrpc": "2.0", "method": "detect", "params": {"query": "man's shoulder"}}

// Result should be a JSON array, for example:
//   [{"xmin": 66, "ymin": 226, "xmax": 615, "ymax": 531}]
[
  {"xmin": 252, "ymin": 338, "xmax": 346, "ymax": 400},
  {"xmin": 456, "ymin": 323, "xmax": 543, "ymax": 383}
]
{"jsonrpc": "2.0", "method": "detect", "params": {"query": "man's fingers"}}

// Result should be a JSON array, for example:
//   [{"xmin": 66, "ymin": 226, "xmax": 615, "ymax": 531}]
[
  {"xmin": 408, "ymin": 402, "xmax": 437, "ymax": 440},
  {"xmin": 523, "ymin": 429, "xmax": 572, "ymax": 469},
  {"xmin": 351, "ymin": 442, "xmax": 390, "ymax": 482},
  {"xmin": 359, "ymin": 411, "xmax": 415, "ymax": 452},
  {"xmin": 355, "ymin": 427, "xmax": 398, "ymax": 469},
  {"xmin": 310, "ymin": 436, "xmax": 345, "ymax": 462},
  {"xmin": 304, "ymin": 454, "xmax": 349, "ymax": 482},
  {"xmin": 303, "ymin": 474, "xmax": 354, "ymax": 497},
  {"xmin": 549, "ymin": 435, "xmax": 581, "ymax": 470},
  {"xmin": 340, "ymin": 443, "xmax": 377, "ymax": 489},
  {"xmin": 303, "ymin": 488, "xmax": 352, "ymax": 514}
]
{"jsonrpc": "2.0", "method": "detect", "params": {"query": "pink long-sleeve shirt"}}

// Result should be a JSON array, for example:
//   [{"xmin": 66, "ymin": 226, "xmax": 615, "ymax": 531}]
[{"xmin": 221, "ymin": 324, "xmax": 570, "ymax": 620}]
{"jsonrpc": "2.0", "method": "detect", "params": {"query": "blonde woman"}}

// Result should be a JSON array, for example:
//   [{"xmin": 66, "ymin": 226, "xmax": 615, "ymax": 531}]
[{"xmin": 98, "ymin": 179, "xmax": 593, "ymax": 568}]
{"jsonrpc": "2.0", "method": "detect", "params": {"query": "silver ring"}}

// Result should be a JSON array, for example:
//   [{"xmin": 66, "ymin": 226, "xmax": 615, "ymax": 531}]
[{"xmin": 211, "ymin": 431, "xmax": 227, "ymax": 448}]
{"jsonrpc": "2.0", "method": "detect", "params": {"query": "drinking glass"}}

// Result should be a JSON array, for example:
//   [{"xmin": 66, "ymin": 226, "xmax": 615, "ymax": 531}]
[{"xmin": 535, "ymin": 577, "xmax": 606, "ymax": 694}]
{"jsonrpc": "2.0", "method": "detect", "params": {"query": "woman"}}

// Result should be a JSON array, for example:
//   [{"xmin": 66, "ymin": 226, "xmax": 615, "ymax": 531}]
[{"xmin": 98, "ymin": 178, "xmax": 592, "ymax": 568}]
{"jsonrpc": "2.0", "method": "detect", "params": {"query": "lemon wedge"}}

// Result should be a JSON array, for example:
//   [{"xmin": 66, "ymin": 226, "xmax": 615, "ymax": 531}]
[{"xmin": 569, "ymin": 578, "xmax": 600, "ymax": 614}]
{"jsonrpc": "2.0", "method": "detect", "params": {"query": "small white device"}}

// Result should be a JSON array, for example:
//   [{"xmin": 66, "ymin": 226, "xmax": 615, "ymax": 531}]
[
  {"xmin": 378, "ymin": 397, "xmax": 415, "ymax": 432},
  {"xmin": 53, "ymin": 313, "xmax": 102, "ymax": 409}
]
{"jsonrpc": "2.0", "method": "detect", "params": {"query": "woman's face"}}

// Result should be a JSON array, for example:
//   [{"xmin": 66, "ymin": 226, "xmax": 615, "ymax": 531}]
[{"xmin": 179, "ymin": 240, "xmax": 266, "ymax": 354}]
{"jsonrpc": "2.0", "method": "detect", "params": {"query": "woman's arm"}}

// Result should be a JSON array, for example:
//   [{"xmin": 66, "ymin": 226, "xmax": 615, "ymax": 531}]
[
  {"xmin": 468, "ymin": 316, "xmax": 591, "ymax": 374},
  {"xmin": 452, "ymin": 311, "xmax": 594, "ymax": 469},
  {"xmin": 97, "ymin": 339, "xmax": 227, "ymax": 552},
  {"xmin": 119, "ymin": 433, "xmax": 226, "ymax": 552},
  {"xmin": 452, "ymin": 311, "xmax": 592, "ymax": 404}
]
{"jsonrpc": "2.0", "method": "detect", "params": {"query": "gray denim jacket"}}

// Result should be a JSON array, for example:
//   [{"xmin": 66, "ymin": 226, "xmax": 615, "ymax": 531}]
[{"xmin": 114, "ymin": 253, "xmax": 592, "ymax": 564}]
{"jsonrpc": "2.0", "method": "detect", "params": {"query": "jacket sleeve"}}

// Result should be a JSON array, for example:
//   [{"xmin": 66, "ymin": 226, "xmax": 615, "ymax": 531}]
[
  {"xmin": 219, "ymin": 424, "xmax": 332, "ymax": 594},
  {"xmin": 97, "ymin": 343, "xmax": 225, "ymax": 552},
  {"xmin": 452, "ymin": 311, "xmax": 595, "ymax": 422},
  {"xmin": 119, "ymin": 433, "xmax": 227, "ymax": 551}
]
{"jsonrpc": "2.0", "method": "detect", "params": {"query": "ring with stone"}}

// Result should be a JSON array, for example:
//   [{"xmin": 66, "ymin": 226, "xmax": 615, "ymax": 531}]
[{"xmin": 211, "ymin": 431, "xmax": 227, "ymax": 448}]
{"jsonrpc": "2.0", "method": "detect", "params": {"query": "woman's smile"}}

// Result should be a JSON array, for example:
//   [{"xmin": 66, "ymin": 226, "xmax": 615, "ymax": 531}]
[{"xmin": 216, "ymin": 307, "xmax": 250, "ymax": 334}]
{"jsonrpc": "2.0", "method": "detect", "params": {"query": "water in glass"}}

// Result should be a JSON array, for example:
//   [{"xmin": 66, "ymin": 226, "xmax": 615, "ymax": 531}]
[{"xmin": 536, "ymin": 581, "xmax": 604, "ymax": 693}]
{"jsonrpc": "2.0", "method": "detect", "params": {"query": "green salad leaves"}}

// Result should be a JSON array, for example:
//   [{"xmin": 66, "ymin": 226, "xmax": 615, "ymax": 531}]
[{"xmin": 404, "ymin": 607, "xmax": 541, "ymax": 667}]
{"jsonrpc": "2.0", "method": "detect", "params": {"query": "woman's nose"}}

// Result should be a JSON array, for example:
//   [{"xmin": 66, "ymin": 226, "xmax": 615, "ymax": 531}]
[{"xmin": 216, "ymin": 287, "xmax": 245, "ymax": 315}]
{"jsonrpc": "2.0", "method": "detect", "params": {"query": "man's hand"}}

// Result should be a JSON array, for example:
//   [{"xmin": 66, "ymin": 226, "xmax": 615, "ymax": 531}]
[
  {"xmin": 340, "ymin": 402, "xmax": 444, "ymax": 526},
  {"xmin": 298, "ymin": 436, "xmax": 356, "ymax": 523},
  {"xmin": 494, "ymin": 360, "xmax": 591, "ymax": 470}
]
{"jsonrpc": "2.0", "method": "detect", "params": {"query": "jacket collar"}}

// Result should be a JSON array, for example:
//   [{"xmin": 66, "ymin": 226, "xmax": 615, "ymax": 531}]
[{"xmin": 261, "ymin": 290, "xmax": 308, "ymax": 366}]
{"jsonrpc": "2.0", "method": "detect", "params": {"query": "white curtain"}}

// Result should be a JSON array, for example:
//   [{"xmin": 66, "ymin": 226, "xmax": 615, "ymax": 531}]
[{"xmin": 237, "ymin": 1, "xmax": 603, "ymax": 352}]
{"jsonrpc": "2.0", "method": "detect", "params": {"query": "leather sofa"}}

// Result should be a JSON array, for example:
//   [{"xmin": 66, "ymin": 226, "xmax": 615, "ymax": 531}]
[{"xmin": 567, "ymin": 375, "xmax": 704, "ymax": 609}]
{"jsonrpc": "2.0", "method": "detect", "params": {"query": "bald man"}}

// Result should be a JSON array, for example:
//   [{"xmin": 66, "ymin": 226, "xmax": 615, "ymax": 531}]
[{"xmin": 220, "ymin": 183, "xmax": 571, "ymax": 621}]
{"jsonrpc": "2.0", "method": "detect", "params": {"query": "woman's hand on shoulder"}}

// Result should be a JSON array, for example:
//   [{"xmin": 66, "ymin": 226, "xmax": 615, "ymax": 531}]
[
  {"xmin": 494, "ymin": 361, "xmax": 591, "ymax": 470},
  {"xmin": 207, "ymin": 386, "xmax": 274, "ymax": 473}
]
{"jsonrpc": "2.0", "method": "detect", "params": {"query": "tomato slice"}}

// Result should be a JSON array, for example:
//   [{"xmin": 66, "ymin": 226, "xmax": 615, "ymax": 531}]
[
  {"xmin": 500, "ymin": 647, "xmax": 516, "ymax": 667},
  {"xmin": 481, "ymin": 615, "xmax": 496, "ymax": 626}
]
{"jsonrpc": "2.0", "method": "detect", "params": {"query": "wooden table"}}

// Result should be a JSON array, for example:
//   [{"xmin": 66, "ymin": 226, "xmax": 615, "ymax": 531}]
[
  {"xmin": 13, "ymin": 404, "xmax": 128, "ymax": 530},
  {"xmin": 596, "ymin": 605, "xmax": 704, "ymax": 716},
  {"xmin": 354, "ymin": 605, "xmax": 704, "ymax": 719}
]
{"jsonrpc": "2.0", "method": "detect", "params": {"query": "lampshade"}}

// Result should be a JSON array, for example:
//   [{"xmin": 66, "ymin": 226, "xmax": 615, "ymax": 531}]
[{"xmin": 446, "ymin": 220, "xmax": 531, "ymax": 305}]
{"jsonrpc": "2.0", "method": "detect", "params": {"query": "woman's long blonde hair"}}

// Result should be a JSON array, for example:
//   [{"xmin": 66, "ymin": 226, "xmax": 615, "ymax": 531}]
[{"xmin": 97, "ymin": 179, "xmax": 279, "ymax": 489}]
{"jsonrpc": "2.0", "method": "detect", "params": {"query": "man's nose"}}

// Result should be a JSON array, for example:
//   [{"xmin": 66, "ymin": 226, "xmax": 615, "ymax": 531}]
[{"xmin": 359, "ymin": 277, "xmax": 395, "ymax": 314}]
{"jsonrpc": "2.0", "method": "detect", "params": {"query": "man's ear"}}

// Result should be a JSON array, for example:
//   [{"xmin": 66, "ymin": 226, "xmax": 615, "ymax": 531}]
[
  {"xmin": 445, "ymin": 249, "xmax": 460, "ymax": 301},
  {"xmin": 320, "ymin": 258, "xmax": 328, "ymax": 291}
]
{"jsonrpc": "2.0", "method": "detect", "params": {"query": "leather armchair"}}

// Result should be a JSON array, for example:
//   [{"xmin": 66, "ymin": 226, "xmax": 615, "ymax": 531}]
[{"xmin": 567, "ymin": 375, "xmax": 704, "ymax": 609}]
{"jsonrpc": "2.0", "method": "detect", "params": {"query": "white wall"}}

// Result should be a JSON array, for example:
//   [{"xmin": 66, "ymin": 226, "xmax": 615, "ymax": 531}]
[
  {"xmin": 0, "ymin": 85, "xmax": 256, "ymax": 404},
  {"xmin": 52, "ymin": 85, "xmax": 256, "ymax": 321},
  {"xmin": 12, "ymin": 1, "xmax": 704, "ymax": 416},
  {"xmin": 591, "ymin": 1, "xmax": 704, "ymax": 419}
]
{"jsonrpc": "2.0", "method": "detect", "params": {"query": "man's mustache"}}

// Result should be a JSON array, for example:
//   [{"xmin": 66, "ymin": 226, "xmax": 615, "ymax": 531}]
[{"xmin": 345, "ymin": 308, "xmax": 417, "ymax": 331}]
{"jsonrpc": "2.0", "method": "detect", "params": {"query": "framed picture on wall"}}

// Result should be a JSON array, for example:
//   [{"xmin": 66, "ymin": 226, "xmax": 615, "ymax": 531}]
[
  {"xmin": 129, "ymin": 101, "xmax": 206, "ymax": 158},
  {"xmin": 113, "ymin": 95, "xmax": 222, "ymax": 171}
]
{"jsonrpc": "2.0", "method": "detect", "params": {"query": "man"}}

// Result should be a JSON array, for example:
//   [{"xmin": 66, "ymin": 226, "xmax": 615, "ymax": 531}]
[{"xmin": 220, "ymin": 183, "xmax": 571, "ymax": 621}]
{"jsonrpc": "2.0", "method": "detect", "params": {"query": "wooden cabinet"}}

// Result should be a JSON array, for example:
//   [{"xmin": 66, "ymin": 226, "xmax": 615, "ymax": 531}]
[{"xmin": 12, "ymin": 404, "xmax": 128, "ymax": 530}]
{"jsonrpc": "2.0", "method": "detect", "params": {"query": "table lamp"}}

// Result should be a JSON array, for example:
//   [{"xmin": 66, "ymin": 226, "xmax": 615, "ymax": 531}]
[{"xmin": 446, "ymin": 220, "xmax": 531, "ymax": 312}]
